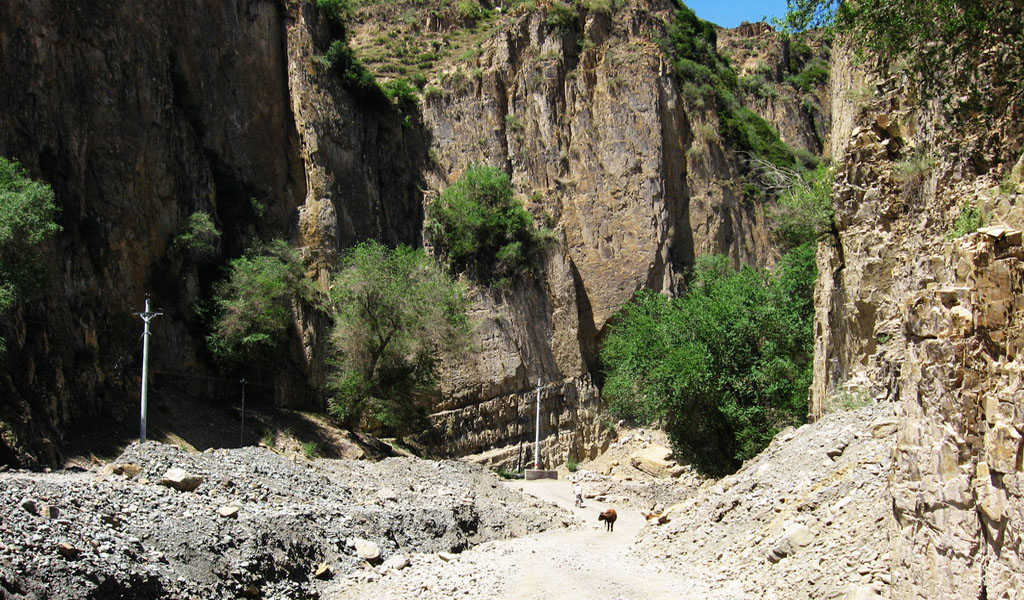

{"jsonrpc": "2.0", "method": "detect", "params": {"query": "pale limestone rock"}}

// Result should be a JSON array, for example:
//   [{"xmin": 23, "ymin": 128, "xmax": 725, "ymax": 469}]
[
  {"xmin": 629, "ymin": 444, "xmax": 676, "ymax": 478},
  {"xmin": 351, "ymin": 538, "xmax": 382, "ymax": 564},
  {"xmin": 984, "ymin": 422, "xmax": 1020, "ymax": 474},
  {"xmin": 217, "ymin": 505, "xmax": 240, "ymax": 519},
  {"xmin": 379, "ymin": 553, "xmax": 410, "ymax": 573},
  {"xmin": 158, "ymin": 468, "xmax": 203, "ymax": 492}
]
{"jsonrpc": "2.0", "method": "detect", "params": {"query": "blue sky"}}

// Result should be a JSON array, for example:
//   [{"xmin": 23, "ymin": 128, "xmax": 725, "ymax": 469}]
[{"xmin": 683, "ymin": 0, "xmax": 791, "ymax": 28}]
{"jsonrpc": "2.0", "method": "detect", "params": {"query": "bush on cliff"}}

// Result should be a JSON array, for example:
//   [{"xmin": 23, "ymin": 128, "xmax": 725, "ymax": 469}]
[
  {"xmin": 326, "ymin": 241, "xmax": 469, "ymax": 434},
  {"xmin": 0, "ymin": 157, "xmax": 61, "ymax": 353},
  {"xmin": 208, "ymin": 239, "xmax": 312, "ymax": 366},
  {"xmin": 600, "ymin": 247, "xmax": 816, "ymax": 475},
  {"xmin": 427, "ymin": 165, "xmax": 552, "ymax": 286}
]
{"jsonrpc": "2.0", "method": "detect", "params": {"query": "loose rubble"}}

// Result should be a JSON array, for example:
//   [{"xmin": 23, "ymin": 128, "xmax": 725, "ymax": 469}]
[
  {"xmin": 0, "ymin": 443, "xmax": 569, "ymax": 599},
  {"xmin": 633, "ymin": 403, "xmax": 898, "ymax": 599}
]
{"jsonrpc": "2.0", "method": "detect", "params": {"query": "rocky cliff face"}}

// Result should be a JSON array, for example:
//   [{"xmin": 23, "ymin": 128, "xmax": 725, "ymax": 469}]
[
  {"xmin": 0, "ymin": 0, "xmax": 423, "ymax": 465},
  {"xmin": 814, "ymin": 39, "xmax": 1024, "ymax": 597},
  {"xmin": 393, "ymin": 4, "xmax": 826, "ymax": 465},
  {"xmin": 0, "ymin": 0, "xmax": 825, "ymax": 468}
]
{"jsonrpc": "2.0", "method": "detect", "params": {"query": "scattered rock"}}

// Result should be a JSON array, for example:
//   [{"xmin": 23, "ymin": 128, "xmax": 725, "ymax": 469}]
[
  {"xmin": 380, "ymin": 553, "xmax": 410, "ymax": 572},
  {"xmin": 313, "ymin": 562, "xmax": 333, "ymax": 580},
  {"xmin": 870, "ymin": 419, "xmax": 898, "ymax": 438},
  {"xmin": 158, "ymin": 467, "xmax": 204, "ymax": 492},
  {"xmin": 20, "ymin": 498, "xmax": 39, "ymax": 515},
  {"xmin": 56, "ymin": 542, "xmax": 80, "ymax": 559},
  {"xmin": 101, "ymin": 463, "xmax": 142, "ymax": 478},
  {"xmin": 217, "ymin": 504, "xmax": 240, "ymax": 519},
  {"xmin": 350, "ymin": 538, "xmax": 382, "ymax": 564}
]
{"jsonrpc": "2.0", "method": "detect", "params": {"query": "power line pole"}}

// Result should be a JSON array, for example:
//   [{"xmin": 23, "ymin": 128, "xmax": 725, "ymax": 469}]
[
  {"xmin": 239, "ymin": 378, "xmax": 246, "ymax": 447},
  {"xmin": 534, "ymin": 377, "xmax": 542, "ymax": 469},
  {"xmin": 134, "ymin": 296, "xmax": 163, "ymax": 443}
]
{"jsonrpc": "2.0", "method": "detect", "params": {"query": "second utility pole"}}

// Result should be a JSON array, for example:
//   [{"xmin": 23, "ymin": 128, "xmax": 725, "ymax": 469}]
[
  {"xmin": 135, "ymin": 296, "xmax": 163, "ymax": 443},
  {"xmin": 534, "ymin": 377, "xmax": 541, "ymax": 469}
]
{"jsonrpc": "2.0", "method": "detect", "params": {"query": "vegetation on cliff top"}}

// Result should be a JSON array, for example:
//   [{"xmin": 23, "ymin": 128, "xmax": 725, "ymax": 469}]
[
  {"xmin": 779, "ymin": 0, "xmax": 1023, "ymax": 99},
  {"xmin": 0, "ymin": 157, "xmax": 61, "ymax": 354},
  {"xmin": 326, "ymin": 240, "xmax": 470, "ymax": 434},
  {"xmin": 601, "ymin": 245, "xmax": 816, "ymax": 475},
  {"xmin": 662, "ymin": 5, "xmax": 814, "ymax": 171}
]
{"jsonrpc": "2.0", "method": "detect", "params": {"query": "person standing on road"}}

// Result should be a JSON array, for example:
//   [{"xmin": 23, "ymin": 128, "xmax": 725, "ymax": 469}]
[{"xmin": 574, "ymin": 481, "xmax": 584, "ymax": 507}]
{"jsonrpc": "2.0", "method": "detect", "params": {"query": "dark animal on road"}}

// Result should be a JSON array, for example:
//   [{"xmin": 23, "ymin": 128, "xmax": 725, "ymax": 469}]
[{"xmin": 598, "ymin": 508, "xmax": 617, "ymax": 532}]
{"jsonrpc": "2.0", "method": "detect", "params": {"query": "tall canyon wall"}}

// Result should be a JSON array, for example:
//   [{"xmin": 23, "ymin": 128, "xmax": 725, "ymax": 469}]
[
  {"xmin": 815, "ymin": 39, "xmax": 1024, "ymax": 598},
  {"xmin": 0, "ymin": 0, "xmax": 822, "ymax": 468}
]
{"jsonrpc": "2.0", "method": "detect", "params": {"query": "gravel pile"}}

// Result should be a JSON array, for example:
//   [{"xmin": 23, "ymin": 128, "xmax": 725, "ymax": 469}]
[
  {"xmin": 633, "ymin": 403, "xmax": 899, "ymax": 599},
  {"xmin": 0, "ymin": 443, "xmax": 569, "ymax": 599}
]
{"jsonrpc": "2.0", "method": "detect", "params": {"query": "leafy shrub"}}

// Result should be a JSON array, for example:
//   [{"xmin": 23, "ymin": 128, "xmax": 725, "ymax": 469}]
[
  {"xmin": 947, "ymin": 202, "xmax": 986, "ymax": 239},
  {"xmin": 545, "ymin": 1, "xmax": 578, "ymax": 33},
  {"xmin": 0, "ymin": 157, "xmax": 61, "ymax": 352},
  {"xmin": 740, "ymin": 74, "xmax": 779, "ymax": 99},
  {"xmin": 785, "ymin": 57, "xmax": 829, "ymax": 92},
  {"xmin": 566, "ymin": 457, "xmax": 579, "ymax": 472},
  {"xmin": 428, "ymin": 165, "xmax": 552, "ymax": 285},
  {"xmin": 327, "ymin": 241, "xmax": 470, "ymax": 435},
  {"xmin": 382, "ymin": 78, "xmax": 418, "ymax": 110},
  {"xmin": 600, "ymin": 246, "xmax": 816, "ymax": 474},
  {"xmin": 302, "ymin": 441, "xmax": 321, "ymax": 459},
  {"xmin": 172, "ymin": 212, "xmax": 220, "ymax": 262},
  {"xmin": 456, "ymin": 0, "xmax": 484, "ymax": 22},
  {"xmin": 582, "ymin": 0, "xmax": 614, "ymax": 14},
  {"xmin": 720, "ymin": 107, "xmax": 800, "ymax": 170},
  {"xmin": 770, "ymin": 163, "xmax": 835, "ymax": 248},
  {"xmin": 317, "ymin": 0, "xmax": 352, "ymax": 36},
  {"xmin": 322, "ymin": 40, "xmax": 383, "ymax": 100},
  {"xmin": 892, "ymin": 146, "xmax": 937, "ymax": 184},
  {"xmin": 505, "ymin": 114, "xmax": 525, "ymax": 133},
  {"xmin": 409, "ymin": 72, "xmax": 428, "ymax": 89},
  {"xmin": 494, "ymin": 467, "xmax": 522, "ymax": 479},
  {"xmin": 208, "ymin": 239, "xmax": 311, "ymax": 366}
]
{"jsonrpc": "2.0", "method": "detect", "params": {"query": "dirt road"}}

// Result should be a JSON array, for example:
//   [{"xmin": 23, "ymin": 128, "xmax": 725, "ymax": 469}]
[{"xmin": 329, "ymin": 478, "xmax": 710, "ymax": 600}]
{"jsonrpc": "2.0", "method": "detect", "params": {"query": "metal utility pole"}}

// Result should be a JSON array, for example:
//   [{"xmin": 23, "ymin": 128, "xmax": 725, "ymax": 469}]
[
  {"xmin": 239, "ymin": 378, "xmax": 246, "ymax": 447},
  {"xmin": 135, "ymin": 296, "xmax": 163, "ymax": 443},
  {"xmin": 534, "ymin": 377, "xmax": 542, "ymax": 469}
]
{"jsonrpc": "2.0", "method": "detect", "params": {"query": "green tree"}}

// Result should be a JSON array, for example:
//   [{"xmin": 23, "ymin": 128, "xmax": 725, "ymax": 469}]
[
  {"xmin": 600, "ymin": 248, "xmax": 816, "ymax": 474},
  {"xmin": 0, "ymin": 157, "xmax": 61, "ymax": 352},
  {"xmin": 769, "ymin": 162, "xmax": 835, "ymax": 249},
  {"xmin": 327, "ymin": 240, "xmax": 469, "ymax": 434},
  {"xmin": 172, "ymin": 212, "xmax": 221, "ymax": 262},
  {"xmin": 208, "ymin": 239, "xmax": 311, "ymax": 366},
  {"xmin": 778, "ymin": 0, "xmax": 1022, "ymax": 97},
  {"xmin": 427, "ymin": 165, "xmax": 551, "ymax": 285}
]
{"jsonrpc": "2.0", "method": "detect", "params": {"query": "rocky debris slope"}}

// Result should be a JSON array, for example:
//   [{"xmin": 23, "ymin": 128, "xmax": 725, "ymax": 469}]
[
  {"xmin": 568, "ymin": 426, "xmax": 709, "ymax": 513},
  {"xmin": 633, "ymin": 403, "xmax": 898, "ymax": 599},
  {"xmin": 0, "ymin": 442, "xmax": 569, "ymax": 599}
]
